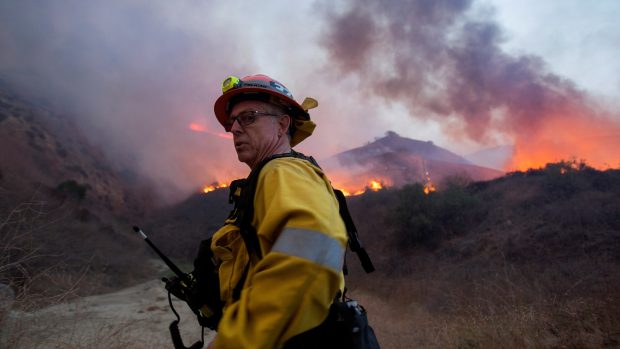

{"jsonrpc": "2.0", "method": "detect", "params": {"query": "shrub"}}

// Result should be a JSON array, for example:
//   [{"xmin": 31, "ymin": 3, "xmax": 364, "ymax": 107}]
[
  {"xmin": 55, "ymin": 180, "xmax": 89, "ymax": 201},
  {"xmin": 436, "ymin": 180, "xmax": 484, "ymax": 229},
  {"xmin": 391, "ymin": 181, "xmax": 485, "ymax": 249}
]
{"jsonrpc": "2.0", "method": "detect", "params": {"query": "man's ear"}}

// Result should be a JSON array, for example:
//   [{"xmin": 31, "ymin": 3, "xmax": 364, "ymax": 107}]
[{"xmin": 278, "ymin": 115, "xmax": 291, "ymax": 135}]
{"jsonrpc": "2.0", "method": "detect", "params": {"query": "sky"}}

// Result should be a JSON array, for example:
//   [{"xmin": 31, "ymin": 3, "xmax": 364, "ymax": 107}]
[
  {"xmin": 1, "ymin": 0, "xmax": 619, "ymax": 201},
  {"xmin": 489, "ymin": 0, "xmax": 620, "ymax": 100}
]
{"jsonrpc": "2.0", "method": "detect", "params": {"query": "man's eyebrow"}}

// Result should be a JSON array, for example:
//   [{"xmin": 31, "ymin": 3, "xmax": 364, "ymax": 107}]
[
  {"xmin": 231, "ymin": 110, "xmax": 276, "ymax": 117},
  {"xmin": 230, "ymin": 110, "xmax": 254, "ymax": 118}
]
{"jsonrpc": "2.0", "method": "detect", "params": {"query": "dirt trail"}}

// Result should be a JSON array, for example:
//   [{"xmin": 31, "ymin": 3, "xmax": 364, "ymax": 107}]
[{"xmin": 1, "ymin": 279, "xmax": 215, "ymax": 349}]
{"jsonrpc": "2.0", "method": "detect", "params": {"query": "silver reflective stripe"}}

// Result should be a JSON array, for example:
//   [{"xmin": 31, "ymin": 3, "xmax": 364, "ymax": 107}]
[{"xmin": 271, "ymin": 228, "xmax": 344, "ymax": 273}]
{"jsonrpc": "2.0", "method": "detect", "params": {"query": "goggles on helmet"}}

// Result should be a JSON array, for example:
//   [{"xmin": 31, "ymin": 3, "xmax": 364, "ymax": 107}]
[{"xmin": 222, "ymin": 76, "xmax": 242, "ymax": 93}]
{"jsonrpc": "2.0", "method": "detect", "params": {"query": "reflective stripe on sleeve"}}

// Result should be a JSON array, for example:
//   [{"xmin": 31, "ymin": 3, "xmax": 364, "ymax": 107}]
[{"xmin": 271, "ymin": 228, "xmax": 344, "ymax": 273}]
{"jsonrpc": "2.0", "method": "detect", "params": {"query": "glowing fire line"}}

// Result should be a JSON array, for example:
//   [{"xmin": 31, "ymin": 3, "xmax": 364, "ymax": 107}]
[
  {"xmin": 339, "ymin": 179, "xmax": 386, "ymax": 197},
  {"xmin": 203, "ymin": 182, "xmax": 229, "ymax": 193},
  {"xmin": 189, "ymin": 122, "xmax": 232, "ymax": 139}
]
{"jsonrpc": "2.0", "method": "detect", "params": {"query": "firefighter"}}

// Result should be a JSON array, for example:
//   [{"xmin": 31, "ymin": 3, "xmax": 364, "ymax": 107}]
[{"xmin": 207, "ymin": 74, "xmax": 348, "ymax": 348}]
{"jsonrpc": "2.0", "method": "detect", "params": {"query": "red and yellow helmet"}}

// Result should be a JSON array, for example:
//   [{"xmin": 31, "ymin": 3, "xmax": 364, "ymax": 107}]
[{"xmin": 213, "ymin": 74, "xmax": 317, "ymax": 147}]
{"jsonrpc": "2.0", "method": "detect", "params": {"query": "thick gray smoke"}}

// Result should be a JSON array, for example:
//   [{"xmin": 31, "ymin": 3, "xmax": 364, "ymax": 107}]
[
  {"xmin": 319, "ymin": 0, "xmax": 602, "ymax": 141},
  {"xmin": 0, "ymin": 1, "xmax": 250, "ymax": 201},
  {"xmin": 2, "ymin": 0, "xmax": 619, "ymax": 199}
]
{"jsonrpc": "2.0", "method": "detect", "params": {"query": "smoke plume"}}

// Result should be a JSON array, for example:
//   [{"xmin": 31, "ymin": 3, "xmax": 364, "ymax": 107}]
[
  {"xmin": 320, "ymin": 0, "xmax": 620, "ymax": 169},
  {"xmin": 2, "ymin": 0, "xmax": 619, "ymax": 205},
  {"xmin": 0, "ymin": 1, "xmax": 251, "ymax": 201}
]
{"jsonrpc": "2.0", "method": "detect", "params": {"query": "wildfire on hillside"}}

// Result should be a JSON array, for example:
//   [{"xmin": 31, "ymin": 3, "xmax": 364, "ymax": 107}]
[
  {"xmin": 203, "ymin": 182, "xmax": 229, "ymax": 193},
  {"xmin": 199, "ymin": 175, "xmax": 391, "ymax": 197},
  {"xmin": 421, "ymin": 162, "xmax": 436, "ymax": 195},
  {"xmin": 200, "ymin": 178, "xmax": 386, "ymax": 197},
  {"xmin": 507, "ymin": 110, "xmax": 620, "ymax": 171},
  {"xmin": 424, "ymin": 181, "xmax": 436, "ymax": 195},
  {"xmin": 336, "ymin": 178, "xmax": 389, "ymax": 197},
  {"xmin": 340, "ymin": 189, "xmax": 366, "ymax": 197},
  {"xmin": 369, "ymin": 180, "xmax": 383, "ymax": 191}
]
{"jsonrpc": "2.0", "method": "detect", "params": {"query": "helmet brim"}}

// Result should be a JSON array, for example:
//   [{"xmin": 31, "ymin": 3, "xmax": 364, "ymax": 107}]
[{"xmin": 214, "ymin": 87, "xmax": 307, "ymax": 129}]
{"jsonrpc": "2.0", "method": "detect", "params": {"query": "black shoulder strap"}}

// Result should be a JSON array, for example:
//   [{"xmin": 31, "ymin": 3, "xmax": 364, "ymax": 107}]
[{"xmin": 333, "ymin": 189, "xmax": 375, "ymax": 273}]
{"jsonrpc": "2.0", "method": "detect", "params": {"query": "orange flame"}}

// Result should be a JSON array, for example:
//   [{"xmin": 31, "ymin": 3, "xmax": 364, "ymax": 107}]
[
  {"xmin": 337, "ymin": 178, "xmax": 388, "ymax": 196},
  {"xmin": 423, "ymin": 182, "xmax": 436, "ymax": 195},
  {"xmin": 340, "ymin": 189, "xmax": 366, "ymax": 197},
  {"xmin": 369, "ymin": 180, "xmax": 383, "ymax": 191},
  {"xmin": 189, "ymin": 122, "xmax": 233, "ymax": 140},
  {"xmin": 423, "ymin": 170, "xmax": 436, "ymax": 195},
  {"xmin": 508, "ymin": 111, "xmax": 620, "ymax": 171},
  {"xmin": 202, "ymin": 182, "xmax": 229, "ymax": 193}
]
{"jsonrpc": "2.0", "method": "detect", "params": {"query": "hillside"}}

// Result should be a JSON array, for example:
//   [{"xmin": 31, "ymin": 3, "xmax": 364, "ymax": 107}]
[
  {"xmin": 145, "ymin": 188, "xmax": 231, "ymax": 260},
  {"xmin": 346, "ymin": 161, "xmax": 620, "ymax": 272},
  {"xmin": 323, "ymin": 131, "xmax": 504, "ymax": 190},
  {"xmin": 0, "ymin": 81, "xmax": 156, "ymax": 216},
  {"xmin": 337, "ymin": 131, "xmax": 471, "ymax": 165},
  {"xmin": 0, "ymin": 81, "xmax": 157, "ymax": 304},
  {"xmin": 3, "ymin": 158, "xmax": 618, "ymax": 348},
  {"xmin": 343, "ymin": 161, "xmax": 620, "ymax": 348}
]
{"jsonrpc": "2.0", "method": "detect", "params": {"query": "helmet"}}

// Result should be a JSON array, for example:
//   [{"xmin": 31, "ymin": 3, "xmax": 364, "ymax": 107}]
[{"xmin": 213, "ymin": 74, "xmax": 317, "ymax": 147}]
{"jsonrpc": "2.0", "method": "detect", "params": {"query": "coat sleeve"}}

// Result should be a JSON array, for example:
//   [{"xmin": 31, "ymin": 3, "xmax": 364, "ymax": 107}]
[{"xmin": 213, "ymin": 159, "xmax": 347, "ymax": 349}]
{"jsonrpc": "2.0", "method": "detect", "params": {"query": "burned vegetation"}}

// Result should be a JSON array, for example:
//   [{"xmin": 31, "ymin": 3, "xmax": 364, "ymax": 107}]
[{"xmin": 343, "ymin": 160, "xmax": 620, "ymax": 348}]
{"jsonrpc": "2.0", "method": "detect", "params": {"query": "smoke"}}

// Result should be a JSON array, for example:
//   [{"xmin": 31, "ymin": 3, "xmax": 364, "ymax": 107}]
[
  {"xmin": 0, "ymin": 0, "xmax": 251, "ymax": 201},
  {"xmin": 319, "ymin": 0, "xmax": 620, "ymax": 169},
  {"xmin": 2, "ymin": 0, "xmax": 619, "ymax": 205}
]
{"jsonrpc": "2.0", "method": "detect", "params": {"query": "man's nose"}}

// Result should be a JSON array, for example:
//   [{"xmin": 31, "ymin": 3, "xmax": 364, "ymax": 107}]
[{"xmin": 230, "ymin": 118, "xmax": 243, "ymax": 133}]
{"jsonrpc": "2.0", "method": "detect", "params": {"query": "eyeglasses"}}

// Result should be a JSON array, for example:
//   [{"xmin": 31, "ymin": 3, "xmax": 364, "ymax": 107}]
[{"xmin": 224, "ymin": 110, "xmax": 284, "ymax": 131}]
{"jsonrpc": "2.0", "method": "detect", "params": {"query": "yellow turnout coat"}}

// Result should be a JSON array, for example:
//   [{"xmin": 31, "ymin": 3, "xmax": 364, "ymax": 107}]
[{"xmin": 210, "ymin": 156, "xmax": 347, "ymax": 349}]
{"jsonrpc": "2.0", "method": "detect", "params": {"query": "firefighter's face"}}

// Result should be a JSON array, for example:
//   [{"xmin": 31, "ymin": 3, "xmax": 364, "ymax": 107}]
[{"xmin": 229, "ymin": 100, "xmax": 291, "ymax": 168}]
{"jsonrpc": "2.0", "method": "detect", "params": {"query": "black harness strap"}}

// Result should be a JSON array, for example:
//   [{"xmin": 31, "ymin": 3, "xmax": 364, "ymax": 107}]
[
  {"xmin": 334, "ymin": 189, "xmax": 375, "ymax": 274},
  {"xmin": 168, "ymin": 291, "xmax": 204, "ymax": 349}
]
